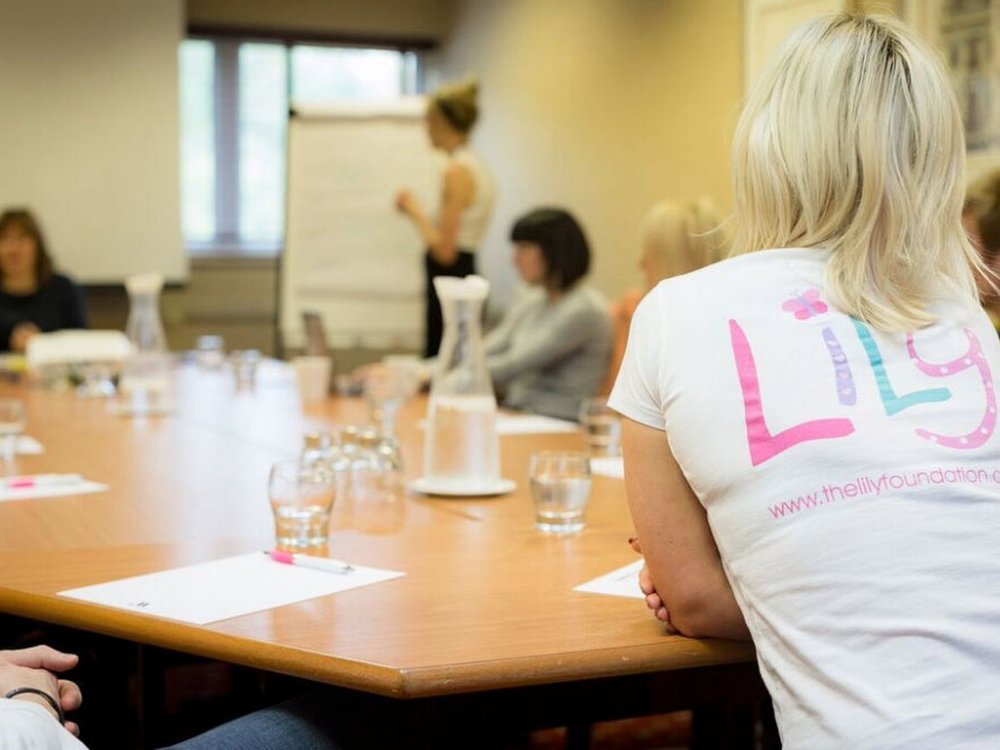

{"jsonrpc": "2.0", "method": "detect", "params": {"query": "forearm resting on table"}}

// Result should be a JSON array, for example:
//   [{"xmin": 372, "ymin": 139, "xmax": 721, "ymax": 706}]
[
  {"xmin": 654, "ymin": 554, "xmax": 749, "ymax": 640},
  {"xmin": 622, "ymin": 417, "xmax": 750, "ymax": 641}
]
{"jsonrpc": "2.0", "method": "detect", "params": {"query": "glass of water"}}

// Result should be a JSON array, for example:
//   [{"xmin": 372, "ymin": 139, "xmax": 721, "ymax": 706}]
[
  {"xmin": 230, "ymin": 349, "xmax": 262, "ymax": 392},
  {"xmin": 0, "ymin": 398, "xmax": 25, "ymax": 467},
  {"xmin": 579, "ymin": 398, "xmax": 622, "ymax": 456},
  {"xmin": 195, "ymin": 334, "xmax": 226, "ymax": 369},
  {"xmin": 268, "ymin": 459, "xmax": 338, "ymax": 549},
  {"xmin": 529, "ymin": 451, "xmax": 592, "ymax": 534},
  {"xmin": 363, "ymin": 363, "xmax": 417, "ymax": 436}
]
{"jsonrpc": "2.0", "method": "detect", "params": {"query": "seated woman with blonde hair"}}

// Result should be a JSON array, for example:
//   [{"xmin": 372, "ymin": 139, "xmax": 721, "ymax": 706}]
[
  {"xmin": 601, "ymin": 198, "xmax": 723, "ymax": 393},
  {"xmin": 612, "ymin": 13, "xmax": 1000, "ymax": 748}
]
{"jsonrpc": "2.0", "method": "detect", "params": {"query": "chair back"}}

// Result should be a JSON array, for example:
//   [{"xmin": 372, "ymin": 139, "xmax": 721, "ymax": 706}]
[{"xmin": 302, "ymin": 311, "xmax": 330, "ymax": 357}]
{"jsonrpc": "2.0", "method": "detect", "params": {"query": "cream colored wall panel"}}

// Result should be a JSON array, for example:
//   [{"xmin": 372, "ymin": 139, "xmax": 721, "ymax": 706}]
[
  {"xmin": 0, "ymin": 0, "xmax": 186, "ymax": 283},
  {"xmin": 435, "ymin": 0, "xmax": 743, "ymax": 309}
]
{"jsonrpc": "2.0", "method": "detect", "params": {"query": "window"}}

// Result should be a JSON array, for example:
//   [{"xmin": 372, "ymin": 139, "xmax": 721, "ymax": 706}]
[
  {"xmin": 179, "ymin": 40, "xmax": 216, "ymax": 244},
  {"xmin": 179, "ymin": 38, "xmax": 423, "ymax": 253},
  {"xmin": 239, "ymin": 43, "xmax": 288, "ymax": 245}
]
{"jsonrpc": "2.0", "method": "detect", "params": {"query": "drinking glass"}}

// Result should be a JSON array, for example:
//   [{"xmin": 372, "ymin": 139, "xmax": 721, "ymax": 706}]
[
  {"xmin": 196, "ymin": 335, "xmax": 226, "ymax": 369},
  {"xmin": 579, "ymin": 397, "xmax": 622, "ymax": 456},
  {"xmin": 291, "ymin": 356, "xmax": 332, "ymax": 403},
  {"xmin": 77, "ymin": 363, "xmax": 117, "ymax": 398},
  {"xmin": 230, "ymin": 349, "xmax": 261, "ymax": 392},
  {"xmin": 0, "ymin": 398, "xmax": 25, "ymax": 467},
  {"xmin": 363, "ymin": 363, "xmax": 417, "ymax": 436},
  {"xmin": 529, "ymin": 451, "xmax": 592, "ymax": 534},
  {"xmin": 268, "ymin": 459, "xmax": 337, "ymax": 549}
]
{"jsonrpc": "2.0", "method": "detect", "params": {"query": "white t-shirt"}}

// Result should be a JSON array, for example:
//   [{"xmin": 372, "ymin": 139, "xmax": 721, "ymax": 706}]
[
  {"xmin": 610, "ymin": 248, "xmax": 1000, "ymax": 749},
  {"xmin": 0, "ymin": 699, "xmax": 87, "ymax": 749},
  {"xmin": 447, "ymin": 147, "xmax": 495, "ymax": 251}
]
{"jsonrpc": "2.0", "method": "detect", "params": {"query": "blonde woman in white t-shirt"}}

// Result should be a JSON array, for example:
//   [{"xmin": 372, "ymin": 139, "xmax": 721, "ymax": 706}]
[
  {"xmin": 395, "ymin": 78, "xmax": 496, "ymax": 357},
  {"xmin": 611, "ymin": 13, "xmax": 1000, "ymax": 749}
]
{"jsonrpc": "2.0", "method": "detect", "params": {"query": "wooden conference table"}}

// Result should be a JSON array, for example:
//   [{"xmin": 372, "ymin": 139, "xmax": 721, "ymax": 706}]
[{"xmin": 0, "ymin": 362, "xmax": 759, "ymax": 743}]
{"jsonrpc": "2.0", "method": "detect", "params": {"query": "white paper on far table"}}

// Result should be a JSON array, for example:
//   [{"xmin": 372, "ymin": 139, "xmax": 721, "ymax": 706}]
[
  {"xmin": 16, "ymin": 436, "xmax": 43, "ymax": 455},
  {"xmin": 495, "ymin": 414, "xmax": 579, "ymax": 435},
  {"xmin": 416, "ymin": 413, "xmax": 579, "ymax": 434},
  {"xmin": 589, "ymin": 456, "xmax": 624, "ymax": 479},
  {"xmin": 0, "ymin": 478, "xmax": 107, "ymax": 503},
  {"xmin": 574, "ymin": 559, "xmax": 645, "ymax": 600},
  {"xmin": 59, "ymin": 552, "xmax": 406, "ymax": 625}
]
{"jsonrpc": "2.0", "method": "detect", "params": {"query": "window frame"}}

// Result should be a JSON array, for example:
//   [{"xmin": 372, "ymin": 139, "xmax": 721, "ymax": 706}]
[{"xmin": 182, "ymin": 26, "xmax": 431, "ymax": 258}]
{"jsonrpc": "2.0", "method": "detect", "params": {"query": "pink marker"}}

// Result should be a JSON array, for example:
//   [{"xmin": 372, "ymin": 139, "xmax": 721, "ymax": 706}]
[
  {"xmin": 263, "ymin": 550, "xmax": 353, "ymax": 574},
  {"xmin": 3, "ymin": 474, "xmax": 82, "ymax": 490}
]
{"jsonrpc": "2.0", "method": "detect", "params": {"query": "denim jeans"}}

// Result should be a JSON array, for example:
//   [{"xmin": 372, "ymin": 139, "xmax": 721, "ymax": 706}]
[{"xmin": 162, "ymin": 692, "xmax": 349, "ymax": 750}]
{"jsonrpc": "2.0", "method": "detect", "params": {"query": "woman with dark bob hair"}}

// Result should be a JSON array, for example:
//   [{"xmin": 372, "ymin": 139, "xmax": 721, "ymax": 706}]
[
  {"xmin": 0, "ymin": 209, "xmax": 87, "ymax": 352},
  {"xmin": 481, "ymin": 207, "xmax": 612, "ymax": 421}
]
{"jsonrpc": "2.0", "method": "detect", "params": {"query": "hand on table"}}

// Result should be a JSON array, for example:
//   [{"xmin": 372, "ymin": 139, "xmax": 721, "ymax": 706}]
[
  {"xmin": 10, "ymin": 322, "xmax": 40, "ymax": 353},
  {"xmin": 629, "ymin": 537, "xmax": 678, "ymax": 634},
  {"xmin": 0, "ymin": 645, "xmax": 83, "ymax": 735}
]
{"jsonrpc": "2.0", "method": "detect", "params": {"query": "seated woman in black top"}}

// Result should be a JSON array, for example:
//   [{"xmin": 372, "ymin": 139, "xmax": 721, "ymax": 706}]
[{"xmin": 0, "ymin": 209, "xmax": 87, "ymax": 352}]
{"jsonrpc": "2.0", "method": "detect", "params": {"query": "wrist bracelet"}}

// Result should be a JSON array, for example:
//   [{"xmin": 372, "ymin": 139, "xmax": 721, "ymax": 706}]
[{"xmin": 4, "ymin": 686, "xmax": 65, "ymax": 723}]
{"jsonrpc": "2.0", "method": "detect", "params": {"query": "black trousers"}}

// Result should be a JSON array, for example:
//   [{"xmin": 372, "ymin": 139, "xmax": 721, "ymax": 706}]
[{"xmin": 424, "ymin": 249, "xmax": 476, "ymax": 357}]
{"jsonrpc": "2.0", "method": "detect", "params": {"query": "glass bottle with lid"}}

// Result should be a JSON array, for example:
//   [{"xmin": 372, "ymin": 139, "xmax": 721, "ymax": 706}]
[
  {"xmin": 119, "ymin": 273, "xmax": 173, "ymax": 415},
  {"xmin": 422, "ymin": 275, "xmax": 501, "ymax": 492}
]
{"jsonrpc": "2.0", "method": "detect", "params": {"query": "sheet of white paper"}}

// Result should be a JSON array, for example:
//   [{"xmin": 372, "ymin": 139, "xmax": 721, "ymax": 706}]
[
  {"xmin": 59, "ymin": 552, "xmax": 406, "ymax": 625},
  {"xmin": 574, "ymin": 559, "xmax": 645, "ymax": 600},
  {"xmin": 589, "ymin": 456, "xmax": 624, "ymax": 479},
  {"xmin": 495, "ymin": 414, "xmax": 580, "ymax": 435},
  {"xmin": 16, "ymin": 436, "xmax": 43, "ymax": 455},
  {"xmin": 416, "ymin": 414, "xmax": 581, "ymax": 435},
  {"xmin": 0, "ymin": 479, "xmax": 107, "ymax": 503}
]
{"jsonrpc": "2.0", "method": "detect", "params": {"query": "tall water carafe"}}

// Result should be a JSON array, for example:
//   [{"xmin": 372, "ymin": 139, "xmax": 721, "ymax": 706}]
[
  {"xmin": 422, "ymin": 275, "xmax": 502, "ymax": 493},
  {"xmin": 120, "ymin": 273, "xmax": 172, "ymax": 415}
]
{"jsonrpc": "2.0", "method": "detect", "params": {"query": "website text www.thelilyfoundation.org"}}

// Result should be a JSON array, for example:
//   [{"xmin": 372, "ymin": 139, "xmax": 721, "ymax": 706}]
[{"xmin": 767, "ymin": 466, "xmax": 1000, "ymax": 519}]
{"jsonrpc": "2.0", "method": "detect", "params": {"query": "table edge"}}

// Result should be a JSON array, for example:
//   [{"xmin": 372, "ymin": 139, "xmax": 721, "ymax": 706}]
[{"xmin": 1, "ymin": 588, "xmax": 756, "ymax": 699}]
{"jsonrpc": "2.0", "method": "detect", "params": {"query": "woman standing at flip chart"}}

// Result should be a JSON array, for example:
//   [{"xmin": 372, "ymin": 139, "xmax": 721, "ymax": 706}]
[{"xmin": 395, "ymin": 78, "xmax": 496, "ymax": 357}]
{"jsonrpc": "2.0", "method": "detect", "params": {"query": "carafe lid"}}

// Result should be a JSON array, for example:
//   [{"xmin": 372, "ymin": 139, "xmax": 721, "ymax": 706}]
[
  {"xmin": 125, "ymin": 273, "xmax": 164, "ymax": 296},
  {"xmin": 432, "ymin": 275, "xmax": 489, "ymax": 301}
]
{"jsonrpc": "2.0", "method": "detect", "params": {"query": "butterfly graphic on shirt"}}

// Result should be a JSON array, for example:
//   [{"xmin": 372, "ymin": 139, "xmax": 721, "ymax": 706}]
[
  {"xmin": 781, "ymin": 289, "xmax": 856, "ymax": 406},
  {"xmin": 781, "ymin": 288, "xmax": 828, "ymax": 320}
]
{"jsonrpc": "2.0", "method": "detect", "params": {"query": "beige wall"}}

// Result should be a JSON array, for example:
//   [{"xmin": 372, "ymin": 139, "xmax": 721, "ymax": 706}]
[
  {"xmin": 186, "ymin": 0, "xmax": 746, "ymax": 334},
  {"xmin": 186, "ymin": 0, "xmax": 457, "ymax": 40},
  {"xmin": 0, "ymin": 0, "xmax": 185, "ymax": 283},
  {"xmin": 435, "ymin": 0, "xmax": 743, "ymax": 306}
]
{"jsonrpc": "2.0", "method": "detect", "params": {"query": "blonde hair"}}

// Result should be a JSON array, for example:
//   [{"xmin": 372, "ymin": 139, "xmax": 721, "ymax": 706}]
[
  {"xmin": 640, "ymin": 198, "xmax": 725, "ymax": 282},
  {"xmin": 732, "ymin": 13, "xmax": 984, "ymax": 331},
  {"xmin": 428, "ymin": 77, "xmax": 480, "ymax": 134}
]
